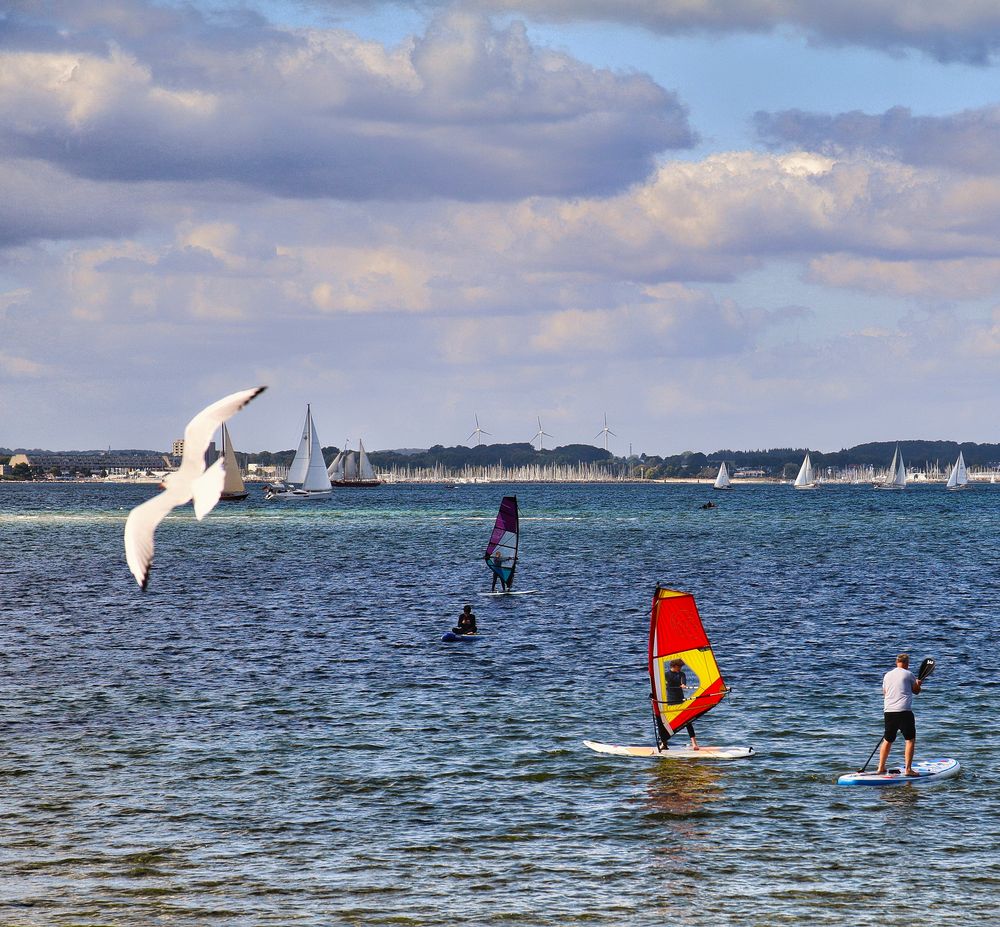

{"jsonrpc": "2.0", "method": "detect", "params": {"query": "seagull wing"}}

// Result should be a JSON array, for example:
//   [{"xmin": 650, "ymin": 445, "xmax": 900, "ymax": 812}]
[
  {"xmin": 124, "ymin": 488, "xmax": 181, "ymax": 590},
  {"xmin": 178, "ymin": 386, "xmax": 267, "ymax": 479},
  {"xmin": 192, "ymin": 457, "xmax": 226, "ymax": 520}
]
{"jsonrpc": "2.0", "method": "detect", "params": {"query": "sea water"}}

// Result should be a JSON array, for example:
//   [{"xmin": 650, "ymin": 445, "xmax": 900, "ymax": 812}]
[{"xmin": 1, "ymin": 481, "xmax": 998, "ymax": 926}]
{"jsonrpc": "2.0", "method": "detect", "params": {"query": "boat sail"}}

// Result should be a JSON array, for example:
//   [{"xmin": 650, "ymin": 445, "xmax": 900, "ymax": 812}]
[
  {"xmin": 946, "ymin": 451, "xmax": 970, "ymax": 491},
  {"xmin": 484, "ymin": 496, "xmax": 518, "ymax": 591},
  {"xmin": 219, "ymin": 423, "xmax": 249, "ymax": 502},
  {"xmin": 582, "ymin": 585, "xmax": 752, "ymax": 759},
  {"xmin": 713, "ymin": 462, "xmax": 732, "ymax": 490},
  {"xmin": 875, "ymin": 444, "xmax": 906, "ymax": 490},
  {"xmin": 793, "ymin": 452, "xmax": 818, "ymax": 490},
  {"xmin": 266, "ymin": 404, "xmax": 331, "ymax": 499},
  {"xmin": 330, "ymin": 439, "xmax": 382, "ymax": 487}
]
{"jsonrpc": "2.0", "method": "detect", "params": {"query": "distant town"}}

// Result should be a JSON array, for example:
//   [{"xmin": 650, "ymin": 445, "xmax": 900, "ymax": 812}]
[{"xmin": 1, "ymin": 440, "xmax": 999, "ymax": 484}]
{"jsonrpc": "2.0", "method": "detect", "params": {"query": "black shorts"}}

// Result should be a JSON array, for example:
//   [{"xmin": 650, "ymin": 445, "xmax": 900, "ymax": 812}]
[{"xmin": 883, "ymin": 710, "xmax": 916, "ymax": 743}]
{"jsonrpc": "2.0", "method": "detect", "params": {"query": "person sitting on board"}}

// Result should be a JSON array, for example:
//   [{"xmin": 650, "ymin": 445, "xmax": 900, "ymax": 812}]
[
  {"xmin": 452, "ymin": 605, "xmax": 477, "ymax": 636},
  {"xmin": 489, "ymin": 551, "xmax": 510, "ymax": 592},
  {"xmin": 876, "ymin": 652, "xmax": 923, "ymax": 776},
  {"xmin": 665, "ymin": 658, "xmax": 699, "ymax": 750}
]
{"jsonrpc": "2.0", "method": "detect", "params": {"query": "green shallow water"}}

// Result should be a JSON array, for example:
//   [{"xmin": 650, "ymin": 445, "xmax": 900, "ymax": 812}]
[{"xmin": 1, "ymin": 481, "xmax": 998, "ymax": 925}]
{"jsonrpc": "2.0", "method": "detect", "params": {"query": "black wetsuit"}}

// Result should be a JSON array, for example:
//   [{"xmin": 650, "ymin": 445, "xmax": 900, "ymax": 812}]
[
  {"xmin": 665, "ymin": 669, "xmax": 696, "ymax": 740},
  {"xmin": 452, "ymin": 612, "xmax": 477, "ymax": 635}
]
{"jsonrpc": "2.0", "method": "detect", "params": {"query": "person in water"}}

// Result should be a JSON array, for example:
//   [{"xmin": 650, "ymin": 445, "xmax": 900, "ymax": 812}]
[
  {"xmin": 452, "ymin": 605, "xmax": 477, "ymax": 635},
  {"xmin": 489, "ymin": 550, "xmax": 510, "ymax": 592},
  {"xmin": 664, "ymin": 658, "xmax": 699, "ymax": 750},
  {"xmin": 877, "ymin": 652, "xmax": 923, "ymax": 776}
]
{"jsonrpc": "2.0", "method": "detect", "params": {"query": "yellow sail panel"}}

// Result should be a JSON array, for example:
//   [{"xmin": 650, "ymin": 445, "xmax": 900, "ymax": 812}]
[{"xmin": 648, "ymin": 587, "xmax": 728, "ymax": 737}]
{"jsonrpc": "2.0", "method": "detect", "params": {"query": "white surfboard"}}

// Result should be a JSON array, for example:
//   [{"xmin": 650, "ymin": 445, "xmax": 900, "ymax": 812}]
[
  {"xmin": 837, "ymin": 757, "xmax": 960, "ymax": 787},
  {"xmin": 583, "ymin": 740, "xmax": 754, "ymax": 760},
  {"xmin": 479, "ymin": 590, "xmax": 539, "ymax": 597}
]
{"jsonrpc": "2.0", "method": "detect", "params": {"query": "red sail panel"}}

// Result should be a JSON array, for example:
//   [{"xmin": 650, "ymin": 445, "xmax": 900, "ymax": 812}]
[{"xmin": 648, "ymin": 587, "xmax": 727, "ymax": 739}]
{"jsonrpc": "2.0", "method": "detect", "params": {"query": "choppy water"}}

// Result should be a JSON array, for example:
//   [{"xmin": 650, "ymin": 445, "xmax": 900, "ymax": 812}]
[{"xmin": 1, "ymin": 481, "xmax": 998, "ymax": 926}]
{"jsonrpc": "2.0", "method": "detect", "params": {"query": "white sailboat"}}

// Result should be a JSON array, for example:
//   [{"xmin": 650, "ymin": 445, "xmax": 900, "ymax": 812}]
[
  {"xmin": 875, "ymin": 444, "xmax": 907, "ymax": 490},
  {"xmin": 793, "ymin": 451, "xmax": 818, "ymax": 490},
  {"xmin": 713, "ymin": 461, "xmax": 732, "ymax": 490},
  {"xmin": 331, "ymin": 438, "xmax": 381, "ymax": 488},
  {"xmin": 266, "ymin": 404, "xmax": 332, "ymax": 500},
  {"xmin": 219, "ymin": 423, "xmax": 249, "ymax": 501},
  {"xmin": 945, "ymin": 451, "xmax": 970, "ymax": 491}
]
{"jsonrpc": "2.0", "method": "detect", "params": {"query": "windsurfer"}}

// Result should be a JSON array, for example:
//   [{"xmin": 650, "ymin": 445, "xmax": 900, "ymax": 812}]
[
  {"xmin": 665, "ymin": 659, "xmax": 699, "ymax": 750},
  {"xmin": 876, "ymin": 652, "xmax": 923, "ymax": 776},
  {"xmin": 489, "ymin": 550, "xmax": 510, "ymax": 592},
  {"xmin": 452, "ymin": 605, "xmax": 477, "ymax": 636}
]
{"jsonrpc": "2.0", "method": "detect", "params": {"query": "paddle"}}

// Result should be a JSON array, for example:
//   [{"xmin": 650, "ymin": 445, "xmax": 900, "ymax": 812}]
[{"xmin": 857, "ymin": 657, "xmax": 935, "ymax": 772}]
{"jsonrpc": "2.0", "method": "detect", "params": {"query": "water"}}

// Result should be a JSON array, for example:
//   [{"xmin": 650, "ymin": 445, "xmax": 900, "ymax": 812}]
[{"xmin": 1, "ymin": 481, "xmax": 998, "ymax": 925}]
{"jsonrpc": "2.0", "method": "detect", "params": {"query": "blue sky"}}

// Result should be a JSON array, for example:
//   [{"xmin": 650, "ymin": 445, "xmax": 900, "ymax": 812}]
[{"xmin": 3, "ymin": 0, "xmax": 1000, "ymax": 454}]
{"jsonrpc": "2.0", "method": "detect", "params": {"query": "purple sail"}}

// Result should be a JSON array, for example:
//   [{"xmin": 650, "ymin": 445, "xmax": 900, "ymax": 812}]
[{"xmin": 484, "ymin": 496, "xmax": 519, "ymax": 588}]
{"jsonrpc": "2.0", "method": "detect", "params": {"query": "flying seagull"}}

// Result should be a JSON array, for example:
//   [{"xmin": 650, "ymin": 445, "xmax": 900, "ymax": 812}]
[{"xmin": 124, "ymin": 386, "xmax": 266, "ymax": 590}]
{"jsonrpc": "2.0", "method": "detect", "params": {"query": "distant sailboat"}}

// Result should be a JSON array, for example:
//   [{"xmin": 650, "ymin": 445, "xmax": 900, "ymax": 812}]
[
  {"xmin": 330, "ymin": 439, "xmax": 381, "ymax": 488},
  {"xmin": 266, "ymin": 404, "xmax": 332, "ymax": 500},
  {"xmin": 793, "ymin": 452, "xmax": 818, "ymax": 490},
  {"xmin": 219, "ymin": 423, "xmax": 249, "ymax": 502},
  {"xmin": 875, "ymin": 444, "xmax": 907, "ymax": 490},
  {"xmin": 946, "ymin": 451, "xmax": 970, "ymax": 491},
  {"xmin": 713, "ymin": 462, "xmax": 732, "ymax": 490}
]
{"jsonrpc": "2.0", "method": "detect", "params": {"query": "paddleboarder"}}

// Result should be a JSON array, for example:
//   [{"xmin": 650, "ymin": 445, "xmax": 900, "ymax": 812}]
[
  {"xmin": 452, "ymin": 605, "xmax": 477, "ymax": 636},
  {"xmin": 876, "ymin": 652, "xmax": 923, "ymax": 776}
]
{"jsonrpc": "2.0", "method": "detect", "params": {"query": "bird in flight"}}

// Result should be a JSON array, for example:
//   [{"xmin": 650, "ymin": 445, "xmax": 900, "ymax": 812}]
[{"xmin": 124, "ymin": 386, "xmax": 266, "ymax": 590}]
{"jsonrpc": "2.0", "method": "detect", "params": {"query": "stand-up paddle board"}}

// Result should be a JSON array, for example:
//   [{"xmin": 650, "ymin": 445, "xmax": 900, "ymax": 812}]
[
  {"xmin": 584, "ymin": 740, "xmax": 753, "ymax": 760},
  {"xmin": 441, "ymin": 631, "xmax": 479, "ymax": 643},
  {"xmin": 479, "ymin": 590, "xmax": 539, "ymax": 597},
  {"xmin": 837, "ymin": 758, "xmax": 960, "ymax": 787}
]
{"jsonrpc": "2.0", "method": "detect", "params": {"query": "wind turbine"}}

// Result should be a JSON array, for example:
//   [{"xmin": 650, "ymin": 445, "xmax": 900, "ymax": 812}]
[
  {"xmin": 530, "ymin": 416, "xmax": 553, "ymax": 450},
  {"xmin": 595, "ymin": 413, "xmax": 616, "ymax": 452},
  {"xmin": 467, "ymin": 413, "xmax": 491, "ymax": 447}
]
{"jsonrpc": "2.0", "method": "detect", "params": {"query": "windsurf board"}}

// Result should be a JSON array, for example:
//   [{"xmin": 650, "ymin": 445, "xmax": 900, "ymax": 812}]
[
  {"xmin": 583, "ymin": 740, "xmax": 753, "ymax": 760},
  {"xmin": 479, "ymin": 590, "xmax": 539, "ymax": 597}
]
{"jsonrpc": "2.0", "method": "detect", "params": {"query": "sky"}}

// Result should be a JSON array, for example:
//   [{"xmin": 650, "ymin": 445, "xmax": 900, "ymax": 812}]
[{"xmin": 3, "ymin": 0, "xmax": 1000, "ymax": 455}]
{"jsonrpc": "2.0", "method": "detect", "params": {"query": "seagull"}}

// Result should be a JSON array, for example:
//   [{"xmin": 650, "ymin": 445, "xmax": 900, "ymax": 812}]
[{"xmin": 124, "ymin": 386, "xmax": 266, "ymax": 590}]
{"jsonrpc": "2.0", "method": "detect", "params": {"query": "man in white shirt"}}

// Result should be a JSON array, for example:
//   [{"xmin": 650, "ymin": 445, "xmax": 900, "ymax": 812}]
[{"xmin": 876, "ymin": 652, "xmax": 923, "ymax": 776}]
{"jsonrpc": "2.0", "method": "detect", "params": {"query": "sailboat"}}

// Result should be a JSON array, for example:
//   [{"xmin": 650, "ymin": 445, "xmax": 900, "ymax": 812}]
[
  {"xmin": 875, "ymin": 444, "xmax": 907, "ymax": 490},
  {"xmin": 329, "ymin": 439, "xmax": 381, "ymax": 488},
  {"xmin": 583, "ymin": 586, "xmax": 752, "ymax": 759},
  {"xmin": 265, "ymin": 404, "xmax": 332, "ymax": 500},
  {"xmin": 482, "ymin": 496, "xmax": 529, "ymax": 595},
  {"xmin": 713, "ymin": 461, "xmax": 732, "ymax": 490},
  {"xmin": 793, "ymin": 451, "xmax": 818, "ymax": 490},
  {"xmin": 218, "ymin": 423, "xmax": 249, "ymax": 502},
  {"xmin": 946, "ymin": 451, "xmax": 970, "ymax": 491}
]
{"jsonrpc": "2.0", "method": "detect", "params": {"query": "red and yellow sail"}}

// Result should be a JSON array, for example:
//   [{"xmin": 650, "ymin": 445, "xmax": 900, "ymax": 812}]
[{"xmin": 648, "ymin": 586, "xmax": 728, "ymax": 742}]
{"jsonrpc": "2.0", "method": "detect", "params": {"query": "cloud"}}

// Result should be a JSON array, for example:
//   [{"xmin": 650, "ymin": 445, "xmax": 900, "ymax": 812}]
[
  {"xmin": 454, "ymin": 0, "xmax": 1000, "ymax": 63},
  {"xmin": 756, "ymin": 105, "xmax": 1000, "ymax": 175},
  {"xmin": 0, "ymin": 3, "xmax": 694, "ymax": 204}
]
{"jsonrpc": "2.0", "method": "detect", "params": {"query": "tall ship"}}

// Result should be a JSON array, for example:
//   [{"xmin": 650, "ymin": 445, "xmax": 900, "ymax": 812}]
[{"xmin": 327, "ymin": 439, "xmax": 381, "ymax": 488}]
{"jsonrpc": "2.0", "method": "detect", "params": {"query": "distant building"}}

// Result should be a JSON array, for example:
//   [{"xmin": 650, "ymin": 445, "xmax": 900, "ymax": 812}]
[
  {"xmin": 9, "ymin": 453, "xmax": 31, "ymax": 467},
  {"xmin": 172, "ymin": 439, "xmax": 184, "ymax": 457}
]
